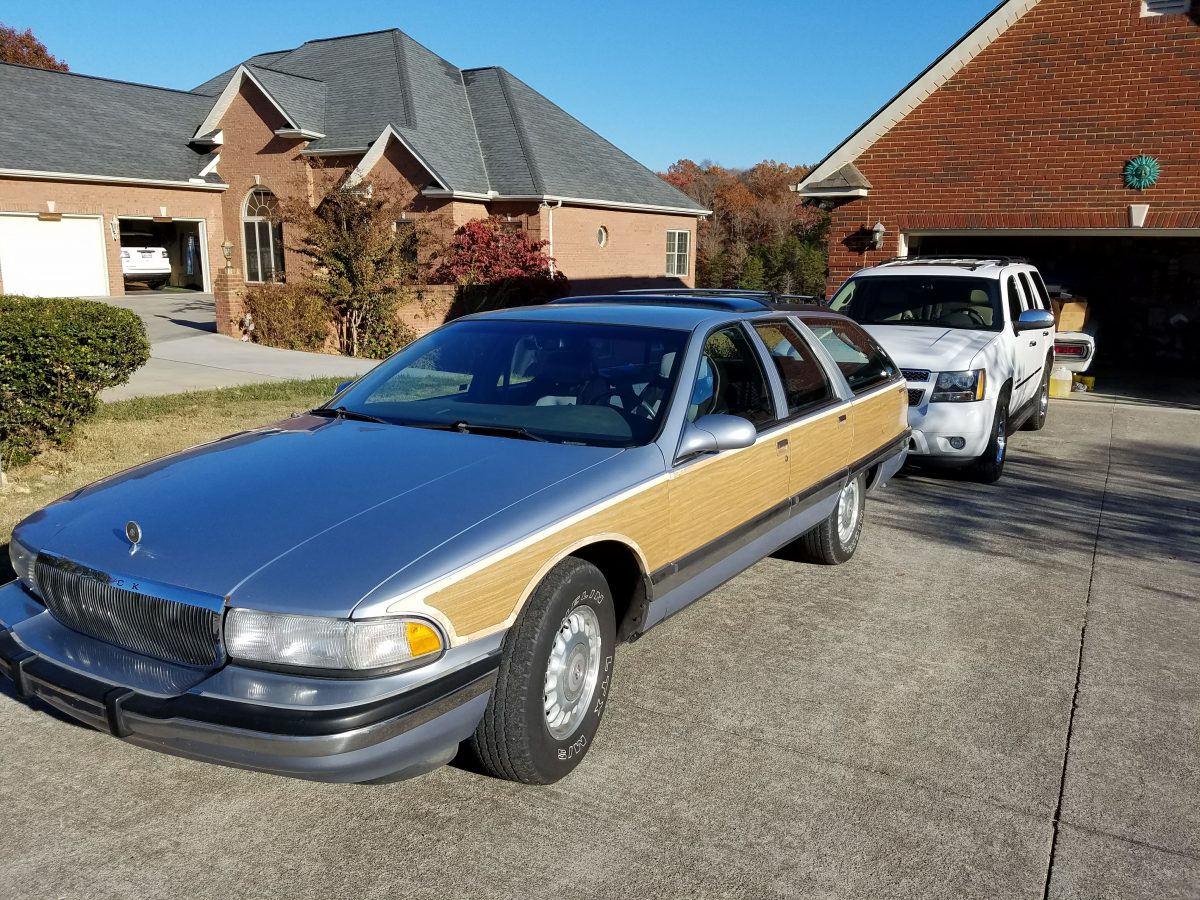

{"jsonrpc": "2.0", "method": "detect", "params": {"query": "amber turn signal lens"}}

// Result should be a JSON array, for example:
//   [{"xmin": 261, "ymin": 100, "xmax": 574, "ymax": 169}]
[{"xmin": 406, "ymin": 621, "xmax": 443, "ymax": 657}]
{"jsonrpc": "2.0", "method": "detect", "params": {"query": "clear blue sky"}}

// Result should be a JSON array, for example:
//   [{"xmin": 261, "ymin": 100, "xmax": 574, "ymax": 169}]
[{"xmin": 4, "ymin": 0, "xmax": 1000, "ymax": 172}]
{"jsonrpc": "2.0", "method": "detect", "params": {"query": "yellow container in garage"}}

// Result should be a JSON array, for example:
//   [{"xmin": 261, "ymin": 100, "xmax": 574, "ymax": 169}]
[
  {"xmin": 1074, "ymin": 374, "xmax": 1096, "ymax": 392},
  {"xmin": 1050, "ymin": 365, "xmax": 1074, "ymax": 399}
]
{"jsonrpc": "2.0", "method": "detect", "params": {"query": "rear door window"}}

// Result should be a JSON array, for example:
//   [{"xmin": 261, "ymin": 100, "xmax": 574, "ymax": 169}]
[
  {"xmin": 690, "ymin": 325, "xmax": 776, "ymax": 428},
  {"xmin": 803, "ymin": 317, "xmax": 899, "ymax": 394},
  {"xmin": 1017, "ymin": 272, "xmax": 1041, "ymax": 311},
  {"xmin": 1006, "ymin": 276, "xmax": 1025, "ymax": 324},
  {"xmin": 751, "ymin": 320, "xmax": 834, "ymax": 417}
]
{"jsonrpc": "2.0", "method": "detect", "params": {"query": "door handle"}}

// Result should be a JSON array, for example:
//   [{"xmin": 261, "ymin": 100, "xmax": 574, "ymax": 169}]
[
  {"xmin": 1029, "ymin": 341, "xmax": 1037, "ymax": 347},
  {"xmin": 776, "ymin": 438, "xmax": 789, "ymax": 451},
  {"xmin": 838, "ymin": 414, "xmax": 848, "ymax": 424}
]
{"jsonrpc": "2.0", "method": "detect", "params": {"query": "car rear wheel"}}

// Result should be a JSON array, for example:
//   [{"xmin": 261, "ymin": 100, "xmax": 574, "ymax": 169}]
[
  {"xmin": 1023, "ymin": 360, "xmax": 1052, "ymax": 431},
  {"xmin": 470, "ymin": 556, "xmax": 616, "ymax": 784},
  {"xmin": 972, "ymin": 390, "xmax": 1010, "ymax": 483},
  {"xmin": 795, "ymin": 473, "xmax": 866, "ymax": 565}
]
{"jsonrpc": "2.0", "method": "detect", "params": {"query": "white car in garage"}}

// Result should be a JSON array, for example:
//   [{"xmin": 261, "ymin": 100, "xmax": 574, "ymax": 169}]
[
  {"xmin": 120, "ymin": 233, "xmax": 171, "ymax": 288},
  {"xmin": 829, "ymin": 257, "xmax": 1056, "ymax": 483}
]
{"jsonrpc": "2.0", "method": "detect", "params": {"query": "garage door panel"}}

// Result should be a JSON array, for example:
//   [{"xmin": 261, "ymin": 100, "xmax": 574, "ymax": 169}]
[{"xmin": 0, "ymin": 215, "xmax": 108, "ymax": 297}]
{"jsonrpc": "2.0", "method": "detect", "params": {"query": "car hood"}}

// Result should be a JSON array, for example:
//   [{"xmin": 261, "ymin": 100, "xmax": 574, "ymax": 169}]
[
  {"xmin": 17, "ymin": 415, "xmax": 629, "ymax": 617},
  {"xmin": 860, "ymin": 325, "xmax": 998, "ymax": 372}
]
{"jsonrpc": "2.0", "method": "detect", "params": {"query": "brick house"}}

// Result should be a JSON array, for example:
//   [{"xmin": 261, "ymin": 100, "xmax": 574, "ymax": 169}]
[
  {"xmin": 0, "ymin": 29, "xmax": 707, "ymax": 336},
  {"xmin": 793, "ymin": 0, "xmax": 1200, "ymax": 372}
]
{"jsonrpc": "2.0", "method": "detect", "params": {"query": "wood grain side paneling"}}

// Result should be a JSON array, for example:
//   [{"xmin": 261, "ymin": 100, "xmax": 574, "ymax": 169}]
[
  {"xmin": 850, "ymin": 383, "xmax": 908, "ymax": 460},
  {"xmin": 666, "ymin": 439, "xmax": 789, "ymax": 560},
  {"xmin": 786, "ymin": 407, "xmax": 853, "ymax": 494}
]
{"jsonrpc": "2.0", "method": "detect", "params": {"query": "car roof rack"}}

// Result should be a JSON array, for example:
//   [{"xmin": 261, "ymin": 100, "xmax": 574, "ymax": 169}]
[
  {"xmin": 877, "ymin": 255, "xmax": 1031, "ymax": 270},
  {"xmin": 618, "ymin": 287, "xmax": 820, "ymax": 303},
  {"xmin": 552, "ymin": 293, "xmax": 772, "ymax": 312}
]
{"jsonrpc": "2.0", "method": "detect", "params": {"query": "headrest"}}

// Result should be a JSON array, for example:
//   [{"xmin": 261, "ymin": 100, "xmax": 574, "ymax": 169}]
[{"xmin": 658, "ymin": 351, "xmax": 676, "ymax": 379}]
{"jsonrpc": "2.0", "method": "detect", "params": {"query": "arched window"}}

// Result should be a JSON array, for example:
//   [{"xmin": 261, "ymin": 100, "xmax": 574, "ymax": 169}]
[{"xmin": 243, "ymin": 188, "xmax": 284, "ymax": 283}]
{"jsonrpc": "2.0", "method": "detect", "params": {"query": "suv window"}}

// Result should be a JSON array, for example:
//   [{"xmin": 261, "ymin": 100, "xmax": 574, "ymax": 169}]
[
  {"xmin": 830, "ymin": 275, "xmax": 1003, "ymax": 331},
  {"xmin": 751, "ymin": 320, "xmax": 834, "ymax": 416},
  {"xmin": 1006, "ymin": 276, "xmax": 1026, "ymax": 324},
  {"xmin": 1017, "ymin": 272, "xmax": 1041, "ymax": 311},
  {"xmin": 1030, "ymin": 270, "xmax": 1053, "ymax": 310},
  {"xmin": 689, "ymin": 325, "xmax": 775, "ymax": 428},
  {"xmin": 802, "ymin": 317, "xmax": 899, "ymax": 394}
]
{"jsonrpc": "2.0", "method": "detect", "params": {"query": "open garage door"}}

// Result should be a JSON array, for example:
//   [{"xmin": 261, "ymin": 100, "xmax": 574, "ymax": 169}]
[
  {"xmin": 118, "ymin": 218, "xmax": 206, "ymax": 292},
  {"xmin": 911, "ymin": 234, "xmax": 1200, "ymax": 385},
  {"xmin": 0, "ymin": 214, "xmax": 108, "ymax": 297}
]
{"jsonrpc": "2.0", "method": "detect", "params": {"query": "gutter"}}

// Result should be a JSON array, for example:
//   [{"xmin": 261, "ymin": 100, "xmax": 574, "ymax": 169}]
[
  {"xmin": 0, "ymin": 168, "xmax": 228, "ymax": 191},
  {"xmin": 540, "ymin": 199, "xmax": 563, "ymax": 275}
]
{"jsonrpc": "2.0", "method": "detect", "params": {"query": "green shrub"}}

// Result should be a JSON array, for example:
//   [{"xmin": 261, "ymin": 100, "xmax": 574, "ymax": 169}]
[
  {"xmin": 0, "ymin": 295, "xmax": 150, "ymax": 466},
  {"xmin": 242, "ymin": 283, "xmax": 331, "ymax": 352}
]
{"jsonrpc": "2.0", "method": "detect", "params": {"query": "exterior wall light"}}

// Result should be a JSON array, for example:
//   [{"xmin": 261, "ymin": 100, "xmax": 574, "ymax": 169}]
[{"xmin": 870, "ymin": 221, "xmax": 887, "ymax": 251}]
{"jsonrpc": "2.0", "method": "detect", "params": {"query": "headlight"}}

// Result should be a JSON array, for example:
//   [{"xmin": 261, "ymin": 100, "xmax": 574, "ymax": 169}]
[
  {"xmin": 931, "ymin": 369, "xmax": 986, "ymax": 403},
  {"xmin": 224, "ymin": 608, "xmax": 445, "ymax": 675},
  {"xmin": 8, "ymin": 536, "xmax": 40, "ymax": 598}
]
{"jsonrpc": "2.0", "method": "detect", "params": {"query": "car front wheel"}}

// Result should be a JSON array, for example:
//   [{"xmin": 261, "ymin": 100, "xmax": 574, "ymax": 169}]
[
  {"xmin": 972, "ymin": 391, "xmax": 1010, "ymax": 483},
  {"xmin": 470, "ymin": 556, "xmax": 616, "ymax": 784},
  {"xmin": 795, "ymin": 472, "xmax": 866, "ymax": 565}
]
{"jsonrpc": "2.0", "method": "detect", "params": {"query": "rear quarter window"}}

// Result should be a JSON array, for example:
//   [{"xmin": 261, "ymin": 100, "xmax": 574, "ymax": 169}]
[{"xmin": 802, "ymin": 317, "xmax": 899, "ymax": 394}]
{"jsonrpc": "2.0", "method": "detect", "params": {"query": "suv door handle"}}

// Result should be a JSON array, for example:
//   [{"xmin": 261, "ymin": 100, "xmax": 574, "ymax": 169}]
[{"xmin": 1029, "ymin": 340, "xmax": 1037, "ymax": 347}]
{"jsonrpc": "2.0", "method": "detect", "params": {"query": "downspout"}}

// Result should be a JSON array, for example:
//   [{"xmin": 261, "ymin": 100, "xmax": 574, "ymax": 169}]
[{"xmin": 540, "ymin": 200, "xmax": 563, "ymax": 275}]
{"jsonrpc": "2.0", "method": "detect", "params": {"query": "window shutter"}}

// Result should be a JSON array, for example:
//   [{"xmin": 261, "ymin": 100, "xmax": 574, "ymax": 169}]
[{"xmin": 1141, "ymin": 0, "xmax": 1192, "ymax": 16}]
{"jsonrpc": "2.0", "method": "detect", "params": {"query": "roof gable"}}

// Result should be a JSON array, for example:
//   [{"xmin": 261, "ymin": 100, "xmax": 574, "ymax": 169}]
[{"xmin": 795, "ymin": 0, "xmax": 1041, "ymax": 196}]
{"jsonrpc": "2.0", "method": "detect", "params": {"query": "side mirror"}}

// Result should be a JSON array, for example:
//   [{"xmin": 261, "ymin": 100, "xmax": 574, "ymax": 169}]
[
  {"xmin": 334, "ymin": 380, "xmax": 352, "ymax": 396},
  {"xmin": 1015, "ymin": 309, "xmax": 1055, "ymax": 332},
  {"xmin": 676, "ymin": 414, "xmax": 757, "ymax": 462}
]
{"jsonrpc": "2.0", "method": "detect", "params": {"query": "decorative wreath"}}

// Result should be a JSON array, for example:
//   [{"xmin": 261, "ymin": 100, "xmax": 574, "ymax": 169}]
[{"xmin": 1124, "ymin": 155, "xmax": 1160, "ymax": 191}]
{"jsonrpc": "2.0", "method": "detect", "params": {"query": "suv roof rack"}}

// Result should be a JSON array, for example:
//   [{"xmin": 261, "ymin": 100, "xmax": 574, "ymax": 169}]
[
  {"xmin": 618, "ymin": 287, "xmax": 819, "ymax": 303},
  {"xmin": 878, "ymin": 255, "xmax": 1031, "ymax": 270}
]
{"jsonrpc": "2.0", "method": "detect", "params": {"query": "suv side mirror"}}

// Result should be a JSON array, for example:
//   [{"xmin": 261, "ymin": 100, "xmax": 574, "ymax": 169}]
[
  {"xmin": 1015, "ymin": 309, "xmax": 1055, "ymax": 332},
  {"xmin": 676, "ymin": 414, "xmax": 757, "ymax": 462}
]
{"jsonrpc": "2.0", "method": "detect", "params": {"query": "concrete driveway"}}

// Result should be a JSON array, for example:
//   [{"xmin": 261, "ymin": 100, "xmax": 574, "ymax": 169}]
[
  {"xmin": 97, "ymin": 293, "xmax": 377, "ymax": 401},
  {"xmin": 1, "ymin": 397, "xmax": 1196, "ymax": 899}
]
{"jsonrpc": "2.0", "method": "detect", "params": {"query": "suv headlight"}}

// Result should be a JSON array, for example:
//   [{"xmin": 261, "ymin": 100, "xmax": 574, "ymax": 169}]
[
  {"xmin": 8, "ymin": 536, "xmax": 40, "ymax": 598},
  {"xmin": 224, "ymin": 608, "xmax": 445, "ymax": 675},
  {"xmin": 931, "ymin": 369, "xmax": 986, "ymax": 403}
]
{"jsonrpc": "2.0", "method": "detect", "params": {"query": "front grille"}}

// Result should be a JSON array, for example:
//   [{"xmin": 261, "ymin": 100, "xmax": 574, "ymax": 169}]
[
  {"xmin": 36, "ymin": 556, "xmax": 221, "ymax": 667},
  {"xmin": 907, "ymin": 388, "xmax": 926, "ymax": 406},
  {"xmin": 902, "ymin": 368, "xmax": 931, "ymax": 382}
]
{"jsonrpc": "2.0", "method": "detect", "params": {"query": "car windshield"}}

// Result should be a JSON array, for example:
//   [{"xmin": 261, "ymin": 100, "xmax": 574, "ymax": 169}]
[
  {"xmin": 829, "ymin": 275, "xmax": 1003, "ymax": 332},
  {"xmin": 331, "ymin": 319, "xmax": 691, "ymax": 447}
]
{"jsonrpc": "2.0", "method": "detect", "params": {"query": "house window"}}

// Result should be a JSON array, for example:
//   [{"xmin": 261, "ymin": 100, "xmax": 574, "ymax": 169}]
[
  {"xmin": 597, "ymin": 226, "xmax": 609, "ymax": 247},
  {"xmin": 666, "ymin": 229, "xmax": 690, "ymax": 277},
  {"xmin": 1141, "ymin": 0, "xmax": 1191, "ymax": 15},
  {"xmin": 243, "ymin": 188, "xmax": 284, "ymax": 283}
]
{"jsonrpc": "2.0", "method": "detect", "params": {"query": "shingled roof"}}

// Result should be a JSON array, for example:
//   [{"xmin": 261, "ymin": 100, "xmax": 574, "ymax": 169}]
[
  {"xmin": 0, "ymin": 29, "xmax": 705, "ymax": 213},
  {"xmin": 0, "ymin": 63, "xmax": 220, "ymax": 186},
  {"xmin": 196, "ymin": 29, "xmax": 706, "ymax": 212}
]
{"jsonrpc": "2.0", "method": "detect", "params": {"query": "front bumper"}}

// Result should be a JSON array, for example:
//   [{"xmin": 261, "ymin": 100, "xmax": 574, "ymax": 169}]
[
  {"xmin": 0, "ymin": 584, "xmax": 498, "ymax": 783},
  {"xmin": 904, "ymin": 390, "xmax": 997, "ymax": 460}
]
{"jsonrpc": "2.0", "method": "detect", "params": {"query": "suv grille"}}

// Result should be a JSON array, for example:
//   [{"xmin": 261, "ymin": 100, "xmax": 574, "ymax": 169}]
[
  {"xmin": 36, "ymin": 556, "xmax": 221, "ymax": 667},
  {"xmin": 907, "ymin": 388, "xmax": 926, "ymax": 406},
  {"xmin": 902, "ymin": 368, "xmax": 931, "ymax": 382}
]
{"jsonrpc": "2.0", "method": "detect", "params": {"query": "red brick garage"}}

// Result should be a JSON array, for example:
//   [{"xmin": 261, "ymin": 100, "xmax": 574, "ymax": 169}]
[{"xmin": 795, "ymin": 0, "xmax": 1200, "ymax": 380}]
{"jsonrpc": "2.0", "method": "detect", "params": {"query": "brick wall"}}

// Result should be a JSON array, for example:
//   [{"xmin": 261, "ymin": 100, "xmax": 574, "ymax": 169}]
[
  {"xmin": 824, "ymin": 0, "xmax": 1200, "ymax": 290},
  {"xmin": 0, "ymin": 176, "xmax": 223, "ymax": 296}
]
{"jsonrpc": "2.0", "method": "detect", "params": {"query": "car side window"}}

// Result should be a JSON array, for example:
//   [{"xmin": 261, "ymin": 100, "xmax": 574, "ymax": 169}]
[
  {"xmin": 1030, "ymin": 271, "xmax": 1053, "ymax": 310},
  {"xmin": 751, "ymin": 320, "xmax": 834, "ymax": 417},
  {"xmin": 1006, "ymin": 276, "xmax": 1024, "ymax": 324},
  {"xmin": 688, "ymin": 325, "xmax": 775, "ymax": 428},
  {"xmin": 804, "ymin": 318, "xmax": 898, "ymax": 394},
  {"xmin": 1017, "ymin": 272, "xmax": 1040, "ymax": 311}
]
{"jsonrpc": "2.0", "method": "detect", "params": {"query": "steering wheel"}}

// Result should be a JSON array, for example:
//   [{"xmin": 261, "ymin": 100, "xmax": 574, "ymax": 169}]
[
  {"xmin": 580, "ymin": 376, "xmax": 625, "ymax": 409},
  {"xmin": 962, "ymin": 307, "xmax": 988, "ymax": 327}
]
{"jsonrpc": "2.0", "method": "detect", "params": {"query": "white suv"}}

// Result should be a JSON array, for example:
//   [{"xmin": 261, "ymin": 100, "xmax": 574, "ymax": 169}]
[{"xmin": 829, "ymin": 257, "xmax": 1055, "ymax": 483}]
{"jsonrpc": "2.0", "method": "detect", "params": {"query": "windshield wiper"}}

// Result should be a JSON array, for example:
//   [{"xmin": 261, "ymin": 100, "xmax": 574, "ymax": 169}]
[
  {"xmin": 450, "ymin": 421, "xmax": 550, "ymax": 442},
  {"xmin": 309, "ymin": 406, "xmax": 390, "ymax": 424}
]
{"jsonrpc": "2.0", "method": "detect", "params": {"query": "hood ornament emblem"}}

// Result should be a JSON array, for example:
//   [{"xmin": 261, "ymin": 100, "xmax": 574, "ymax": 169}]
[{"xmin": 125, "ymin": 521, "xmax": 142, "ymax": 553}]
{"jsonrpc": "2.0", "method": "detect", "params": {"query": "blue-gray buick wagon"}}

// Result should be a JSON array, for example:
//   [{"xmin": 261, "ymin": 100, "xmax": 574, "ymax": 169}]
[{"xmin": 1, "ymin": 294, "xmax": 909, "ymax": 783}]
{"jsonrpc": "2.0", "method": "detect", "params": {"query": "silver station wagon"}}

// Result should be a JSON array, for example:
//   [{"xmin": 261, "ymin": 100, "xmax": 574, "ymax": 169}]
[{"xmin": 2, "ymin": 294, "xmax": 909, "ymax": 783}]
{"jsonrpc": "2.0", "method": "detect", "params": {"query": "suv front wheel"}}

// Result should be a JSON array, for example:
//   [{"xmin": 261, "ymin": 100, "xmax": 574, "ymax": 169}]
[{"xmin": 972, "ymin": 389, "xmax": 1010, "ymax": 484}]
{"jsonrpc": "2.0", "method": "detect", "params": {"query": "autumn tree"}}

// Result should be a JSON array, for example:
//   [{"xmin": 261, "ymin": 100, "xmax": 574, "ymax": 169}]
[
  {"xmin": 0, "ymin": 25, "xmax": 67, "ymax": 71},
  {"xmin": 659, "ymin": 158, "xmax": 831, "ymax": 297}
]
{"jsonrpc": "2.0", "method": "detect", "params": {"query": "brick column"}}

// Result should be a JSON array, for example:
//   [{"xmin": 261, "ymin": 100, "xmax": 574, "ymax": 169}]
[{"xmin": 213, "ymin": 269, "xmax": 245, "ymax": 337}]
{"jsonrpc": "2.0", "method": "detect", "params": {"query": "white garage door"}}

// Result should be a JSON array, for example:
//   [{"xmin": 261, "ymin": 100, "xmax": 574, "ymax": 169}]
[{"xmin": 0, "ymin": 214, "xmax": 108, "ymax": 297}]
